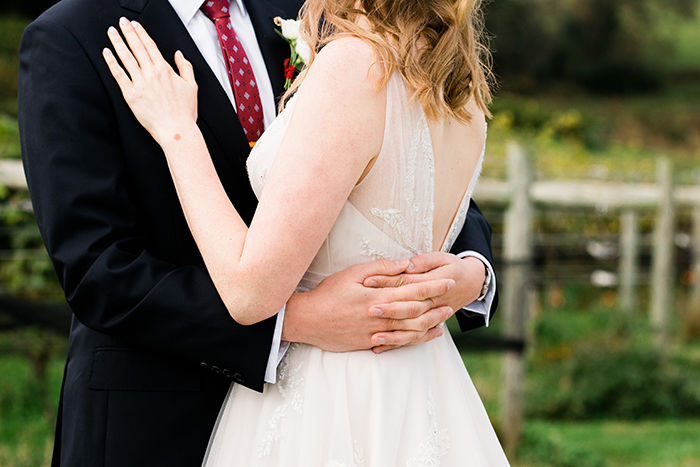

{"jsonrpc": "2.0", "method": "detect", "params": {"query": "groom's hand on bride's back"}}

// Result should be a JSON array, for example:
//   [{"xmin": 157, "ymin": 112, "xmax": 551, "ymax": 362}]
[
  {"xmin": 363, "ymin": 252, "xmax": 485, "ymax": 313},
  {"xmin": 282, "ymin": 259, "xmax": 456, "ymax": 353}
]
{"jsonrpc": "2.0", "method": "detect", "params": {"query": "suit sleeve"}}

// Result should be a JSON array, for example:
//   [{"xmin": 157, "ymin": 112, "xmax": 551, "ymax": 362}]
[
  {"xmin": 18, "ymin": 18, "xmax": 274, "ymax": 392},
  {"xmin": 449, "ymin": 199, "xmax": 499, "ymax": 332}
]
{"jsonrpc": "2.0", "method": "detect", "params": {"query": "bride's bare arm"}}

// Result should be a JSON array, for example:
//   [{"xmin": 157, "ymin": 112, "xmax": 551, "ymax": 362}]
[{"xmin": 104, "ymin": 19, "xmax": 414, "ymax": 326}]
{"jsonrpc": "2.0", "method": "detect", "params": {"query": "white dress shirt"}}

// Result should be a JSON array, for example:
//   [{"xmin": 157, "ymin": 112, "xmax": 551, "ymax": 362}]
[{"xmin": 168, "ymin": 0, "xmax": 496, "ymax": 384}]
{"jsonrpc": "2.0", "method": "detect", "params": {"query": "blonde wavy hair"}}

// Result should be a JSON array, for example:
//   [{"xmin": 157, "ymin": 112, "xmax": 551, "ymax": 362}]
[{"xmin": 282, "ymin": 0, "xmax": 494, "ymax": 123}]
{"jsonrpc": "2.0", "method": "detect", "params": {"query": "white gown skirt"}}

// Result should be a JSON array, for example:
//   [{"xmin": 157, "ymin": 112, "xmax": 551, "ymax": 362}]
[{"xmin": 203, "ymin": 323, "xmax": 510, "ymax": 466}]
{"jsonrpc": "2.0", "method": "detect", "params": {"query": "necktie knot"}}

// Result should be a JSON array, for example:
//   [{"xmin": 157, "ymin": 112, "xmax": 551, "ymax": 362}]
[{"xmin": 201, "ymin": 0, "xmax": 230, "ymax": 21}]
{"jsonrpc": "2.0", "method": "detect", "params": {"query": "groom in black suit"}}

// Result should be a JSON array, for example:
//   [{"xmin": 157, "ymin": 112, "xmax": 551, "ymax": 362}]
[{"xmin": 19, "ymin": 0, "xmax": 498, "ymax": 465}]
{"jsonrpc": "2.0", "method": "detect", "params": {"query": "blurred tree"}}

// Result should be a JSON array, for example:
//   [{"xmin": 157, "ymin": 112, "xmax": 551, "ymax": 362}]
[
  {"xmin": 561, "ymin": 0, "xmax": 697, "ymax": 93},
  {"xmin": 485, "ymin": 0, "xmax": 698, "ymax": 94},
  {"xmin": 483, "ymin": 0, "xmax": 565, "ymax": 91}
]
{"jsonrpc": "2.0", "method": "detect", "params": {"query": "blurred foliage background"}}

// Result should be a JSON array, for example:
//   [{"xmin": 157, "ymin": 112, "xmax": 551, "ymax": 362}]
[{"xmin": 0, "ymin": 0, "xmax": 699, "ymax": 465}]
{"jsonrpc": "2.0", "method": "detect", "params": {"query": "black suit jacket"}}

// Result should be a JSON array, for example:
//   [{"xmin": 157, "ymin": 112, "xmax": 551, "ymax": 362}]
[{"xmin": 18, "ymin": 0, "xmax": 497, "ymax": 465}]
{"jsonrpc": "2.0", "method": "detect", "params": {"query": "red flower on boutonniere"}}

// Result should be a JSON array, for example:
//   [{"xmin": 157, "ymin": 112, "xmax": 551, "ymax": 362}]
[
  {"xmin": 283, "ymin": 58, "xmax": 297, "ymax": 80},
  {"xmin": 274, "ymin": 17, "xmax": 310, "ymax": 90}
]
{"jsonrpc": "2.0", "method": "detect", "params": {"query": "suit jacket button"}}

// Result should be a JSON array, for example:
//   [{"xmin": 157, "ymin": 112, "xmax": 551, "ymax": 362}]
[
  {"xmin": 211, "ymin": 366, "xmax": 222, "ymax": 374},
  {"xmin": 222, "ymin": 369, "xmax": 233, "ymax": 378},
  {"xmin": 200, "ymin": 362, "xmax": 210, "ymax": 370},
  {"xmin": 233, "ymin": 373, "xmax": 245, "ymax": 384}
]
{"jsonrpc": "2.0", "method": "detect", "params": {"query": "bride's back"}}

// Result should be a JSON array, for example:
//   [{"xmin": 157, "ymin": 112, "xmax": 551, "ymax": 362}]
[
  {"xmin": 428, "ymin": 102, "xmax": 486, "ymax": 251},
  {"xmin": 288, "ymin": 0, "xmax": 492, "ymax": 253}
]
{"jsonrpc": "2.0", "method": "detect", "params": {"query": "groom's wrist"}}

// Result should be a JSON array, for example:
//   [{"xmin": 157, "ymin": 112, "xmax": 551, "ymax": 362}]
[
  {"xmin": 457, "ymin": 255, "xmax": 486, "ymax": 306},
  {"xmin": 280, "ymin": 291, "xmax": 315, "ymax": 344}
]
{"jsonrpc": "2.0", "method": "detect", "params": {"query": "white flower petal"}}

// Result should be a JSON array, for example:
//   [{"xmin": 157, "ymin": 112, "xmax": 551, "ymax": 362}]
[
  {"xmin": 279, "ymin": 19, "xmax": 300, "ymax": 40},
  {"xmin": 295, "ymin": 38, "xmax": 311, "ymax": 63}
]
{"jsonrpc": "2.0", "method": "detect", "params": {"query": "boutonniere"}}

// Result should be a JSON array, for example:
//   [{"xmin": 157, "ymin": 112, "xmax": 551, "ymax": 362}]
[{"xmin": 274, "ymin": 17, "xmax": 311, "ymax": 90}]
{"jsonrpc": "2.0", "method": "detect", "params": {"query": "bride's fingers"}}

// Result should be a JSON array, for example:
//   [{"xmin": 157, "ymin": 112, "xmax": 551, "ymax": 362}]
[
  {"xmin": 102, "ymin": 48, "xmax": 133, "ymax": 93},
  {"xmin": 107, "ymin": 26, "xmax": 142, "ymax": 83},
  {"xmin": 174, "ymin": 51, "xmax": 196, "ymax": 87},
  {"xmin": 118, "ymin": 17, "xmax": 153, "ymax": 71},
  {"xmin": 130, "ymin": 20, "xmax": 167, "ymax": 66}
]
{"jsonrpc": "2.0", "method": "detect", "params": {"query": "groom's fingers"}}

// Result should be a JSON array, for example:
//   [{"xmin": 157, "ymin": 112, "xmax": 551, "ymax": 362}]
[
  {"xmin": 354, "ymin": 258, "xmax": 412, "ymax": 282},
  {"xmin": 378, "ymin": 278, "xmax": 454, "ymax": 307},
  {"xmin": 365, "ymin": 279, "xmax": 453, "ymax": 319},
  {"xmin": 390, "ymin": 306, "xmax": 454, "ymax": 332},
  {"xmin": 363, "ymin": 252, "xmax": 450, "ymax": 288},
  {"xmin": 370, "ymin": 325, "xmax": 445, "ymax": 351},
  {"xmin": 372, "ymin": 326, "xmax": 444, "ymax": 354},
  {"xmin": 368, "ymin": 296, "xmax": 444, "ymax": 320}
]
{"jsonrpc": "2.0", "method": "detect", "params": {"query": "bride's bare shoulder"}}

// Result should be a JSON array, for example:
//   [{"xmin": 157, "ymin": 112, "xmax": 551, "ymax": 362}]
[{"xmin": 302, "ymin": 36, "xmax": 385, "ymax": 98}]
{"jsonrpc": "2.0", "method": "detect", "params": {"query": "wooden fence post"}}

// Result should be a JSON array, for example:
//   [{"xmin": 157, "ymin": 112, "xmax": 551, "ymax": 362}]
[
  {"xmin": 619, "ymin": 209, "xmax": 639, "ymax": 313},
  {"xmin": 500, "ymin": 142, "xmax": 533, "ymax": 455},
  {"xmin": 650, "ymin": 158, "xmax": 675, "ymax": 348}
]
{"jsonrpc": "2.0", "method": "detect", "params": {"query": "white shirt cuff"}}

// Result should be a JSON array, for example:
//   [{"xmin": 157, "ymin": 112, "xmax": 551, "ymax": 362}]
[
  {"xmin": 264, "ymin": 305, "xmax": 290, "ymax": 384},
  {"xmin": 456, "ymin": 251, "xmax": 497, "ymax": 327}
]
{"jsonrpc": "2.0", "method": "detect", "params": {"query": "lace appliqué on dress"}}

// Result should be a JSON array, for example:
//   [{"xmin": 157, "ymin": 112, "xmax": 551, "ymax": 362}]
[
  {"xmin": 370, "ymin": 208, "xmax": 419, "ymax": 254},
  {"xmin": 406, "ymin": 386, "xmax": 451, "ymax": 467},
  {"xmin": 360, "ymin": 237, "xmax": 389, "ymax": 261},
  {"xmin": 257, "ymin": 343, "xmax": 305, "ymax": 458},
  {"xmin": 325, "ymin": 441, "xmax": 366, "ymax": 467}
]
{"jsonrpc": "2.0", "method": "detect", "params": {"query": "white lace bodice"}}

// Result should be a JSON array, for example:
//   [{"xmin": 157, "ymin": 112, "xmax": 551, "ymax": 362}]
[{"xmin": 247, "ymin": 72, "xmax": 485, "ymax": 291}]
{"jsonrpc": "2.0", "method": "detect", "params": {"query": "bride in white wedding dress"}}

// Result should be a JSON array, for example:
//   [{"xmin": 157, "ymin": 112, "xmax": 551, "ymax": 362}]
[{"xmin": 103, "ymin": 0, "xmax": 510, "ymax": 465}]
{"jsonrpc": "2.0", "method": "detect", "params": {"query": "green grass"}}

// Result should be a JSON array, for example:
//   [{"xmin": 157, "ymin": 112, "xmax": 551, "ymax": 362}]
[
  {"xmin": 458, "ymin": 346, "xmax": 700, "ymax": 467},
  {"xmin": 520, "ymin": 420, "xmax": 700, "ymax": 467},
  {"xmin": 0, "ymin": 353, "xmax": 64, "ymax": 467}
]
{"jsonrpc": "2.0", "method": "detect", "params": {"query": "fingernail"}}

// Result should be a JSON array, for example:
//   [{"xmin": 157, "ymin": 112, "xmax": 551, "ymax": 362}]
[
  {"xmin": 175, "ymin": 50, "xmax": 183, "ymax": 59},
  {"xmin": 447, "ymin": 279, "xmax": 455, "ymax": 291},
  {"xmin": 436, "ymin": 328, "xmax": 443, "ymax": 337},
  {"xmin": 407, "ymin": 261, "xmax": 415, "ymax": 272},
  {"xmin": 366, "ymin": 280, "xmax": 377, "ymax": 287},
  {"xmin": 375, "ymin": 337, "xmax": 386, "ymax": 345},
  {"xmin": 119, "ymin": 17, "xmax": 129, "ymax": 26},
  {"xmin": 102, "ymin": 48, "xmax": 112, "ymax": 56},
  {"xmin": 108, "ymin": 26, "xmax": 118, "ymax": 35},
  {"xmin": 370, "ymin": 308, "xmax": 382, "ymax": 317},
  {"xmin": 131, "ymin": 20, "xmax": 141, "ymax": 28}
]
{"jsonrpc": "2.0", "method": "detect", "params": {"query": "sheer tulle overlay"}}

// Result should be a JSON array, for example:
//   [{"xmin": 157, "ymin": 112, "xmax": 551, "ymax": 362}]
[{"xmin": 203, "ymin": 73, "xmax": 509, "ymax": 467}]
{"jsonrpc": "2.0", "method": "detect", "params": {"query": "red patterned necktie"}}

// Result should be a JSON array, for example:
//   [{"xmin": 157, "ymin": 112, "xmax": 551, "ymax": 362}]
[{"xmin": 200, "ymin": 0, "xmax": 265, "ymax": 147}]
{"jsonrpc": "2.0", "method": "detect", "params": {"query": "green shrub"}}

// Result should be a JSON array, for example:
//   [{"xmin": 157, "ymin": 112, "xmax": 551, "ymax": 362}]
[
  {"xmin": 0, "ymin": 14, "xmax": 32, "ymax": 112},
  {"xmin": 0, "ymin": 115, "xmax": 20, "ymax": 159},
  {"xmin": 527, "ymin": 310, "xmax": 700, "ymax": 420},
  {"xmin": 490, "ymin": 98, "xmax": 604, "ymax": 149}
]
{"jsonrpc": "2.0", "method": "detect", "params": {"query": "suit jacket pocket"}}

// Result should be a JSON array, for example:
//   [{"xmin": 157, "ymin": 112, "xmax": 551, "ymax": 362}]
[{"xmin": 89, "ymin": 347, "xmax": 201, "ymax": 392}]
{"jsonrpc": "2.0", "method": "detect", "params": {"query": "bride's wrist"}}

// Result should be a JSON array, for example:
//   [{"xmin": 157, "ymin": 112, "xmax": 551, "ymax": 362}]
[{"xmin": 155, "ymin": 121, "xmax": 200, "ymax": 150}]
